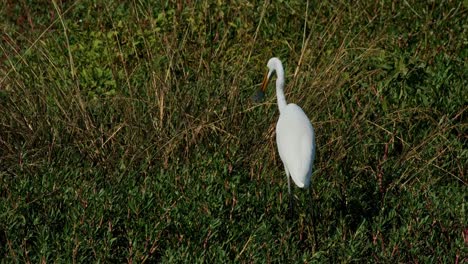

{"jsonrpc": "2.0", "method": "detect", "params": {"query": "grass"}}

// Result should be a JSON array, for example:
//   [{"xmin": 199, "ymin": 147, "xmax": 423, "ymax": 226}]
[{"xmin": 0, "ymin": 0, "xmax": 467, "ymax": 262}]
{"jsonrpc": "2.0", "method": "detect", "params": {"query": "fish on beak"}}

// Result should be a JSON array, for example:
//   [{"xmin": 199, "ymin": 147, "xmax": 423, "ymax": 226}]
[{"xmin": 252, "ymin": 71, "xmax": 270, "ymax": 103}]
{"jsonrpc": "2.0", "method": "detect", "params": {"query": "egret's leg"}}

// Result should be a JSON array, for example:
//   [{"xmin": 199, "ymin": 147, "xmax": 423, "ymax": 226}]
[
  {"xmin": 285, "ymin": 166, "xmax": 293, "ymax": 218},
  {"xmin": 309, "ymin": 187, "xmax": 319, "ymax": 249}
]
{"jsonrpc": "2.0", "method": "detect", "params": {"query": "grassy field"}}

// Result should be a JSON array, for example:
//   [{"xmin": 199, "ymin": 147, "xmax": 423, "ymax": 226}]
[{"xmin": 1, "ymin": 0, "xmax": 467, "ymax": 262}]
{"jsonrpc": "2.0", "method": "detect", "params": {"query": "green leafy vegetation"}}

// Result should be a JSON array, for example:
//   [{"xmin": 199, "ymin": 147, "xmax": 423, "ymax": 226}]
[{"xmin": 1, "ymin": 0, "xmax": 466, "ymax": 262}]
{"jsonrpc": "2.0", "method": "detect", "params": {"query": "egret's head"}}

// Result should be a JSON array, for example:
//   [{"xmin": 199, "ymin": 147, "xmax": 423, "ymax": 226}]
[
  {"xmin": 253, "ymin": 57, "xmax": 283, "ymax": 103},
  {"xmin": 261, "ymin": 57, "xmax": 282, "ymax": 92},
  {"xmin": 266, "ymin": 57, "xmax": 281, "ymax": 77}
]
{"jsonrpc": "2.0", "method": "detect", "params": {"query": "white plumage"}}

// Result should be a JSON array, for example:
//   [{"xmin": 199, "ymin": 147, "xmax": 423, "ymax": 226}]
[
  {"xmin": 261, "ymin": 57, "xmax": 316, "ymax": 194},
  {"xmin": 276, "ymin": 103, "xmax": 315, "ymax": 188}
]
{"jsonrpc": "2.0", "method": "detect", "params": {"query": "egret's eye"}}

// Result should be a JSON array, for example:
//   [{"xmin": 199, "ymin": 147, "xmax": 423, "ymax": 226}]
[{"xmin": 252, "ymin": 89, "xmax": 265, "ymax": 103}]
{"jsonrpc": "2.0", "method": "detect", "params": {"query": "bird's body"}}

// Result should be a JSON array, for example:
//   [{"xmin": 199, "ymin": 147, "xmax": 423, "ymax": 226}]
[
  {"xmin": 276, "ymin": 103, "xmax": 315, "ymax": 188},
  {"xmin": 261, "ymin": 57, "xmax": 316, "ymax": 193}
]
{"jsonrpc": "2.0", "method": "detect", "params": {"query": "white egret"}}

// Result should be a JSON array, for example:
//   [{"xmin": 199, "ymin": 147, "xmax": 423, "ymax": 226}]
[
  {"xmin": 260, "ymin": 57, "xmax": 316, "ymax": 218},
  {"xmin": 258, "ymin": 57, "xmax": 318, "ymax": 246}
]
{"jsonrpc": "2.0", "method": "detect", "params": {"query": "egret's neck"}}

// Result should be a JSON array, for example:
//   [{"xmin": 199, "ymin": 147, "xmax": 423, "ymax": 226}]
[{"xmin": 275, "ymin": 66, "xmax": 287, "ymax": 113}]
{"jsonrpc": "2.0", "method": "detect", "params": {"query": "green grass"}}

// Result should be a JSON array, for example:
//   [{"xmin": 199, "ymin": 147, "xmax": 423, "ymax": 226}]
[{"xmin": 1, "ymin": 0, "xmax": 467, "ymax": 262}]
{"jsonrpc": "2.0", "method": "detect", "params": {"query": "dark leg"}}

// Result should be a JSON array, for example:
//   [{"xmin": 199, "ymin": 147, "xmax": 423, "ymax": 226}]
[
  {"xmin": 309, "ymin": 188, "xmax": 319, "ymax": 249},
  {"xmin": 285, "ymin": 167, "xmax": 294, "ymax": 219},
  {"xmin": 288, "ymin": 187, "xmax": 294, "ymax": 219}
]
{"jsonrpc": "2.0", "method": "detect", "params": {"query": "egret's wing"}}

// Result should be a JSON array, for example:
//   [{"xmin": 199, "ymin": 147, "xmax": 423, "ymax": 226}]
[{"xmin": 276, "ymin": 104, "xmax": 315, "ymax": 188}]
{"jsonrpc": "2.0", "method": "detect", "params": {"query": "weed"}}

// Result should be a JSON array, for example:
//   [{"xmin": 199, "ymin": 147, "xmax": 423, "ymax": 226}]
[{"xmin": 0, "ymin": 0, "xmax": 466, "ymax": 262}]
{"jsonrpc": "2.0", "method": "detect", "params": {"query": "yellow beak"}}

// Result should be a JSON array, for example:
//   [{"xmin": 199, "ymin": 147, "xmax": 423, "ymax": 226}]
[{"xmin": 261, "ymin": 71, "xmax": 269, "ymax": 92}]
